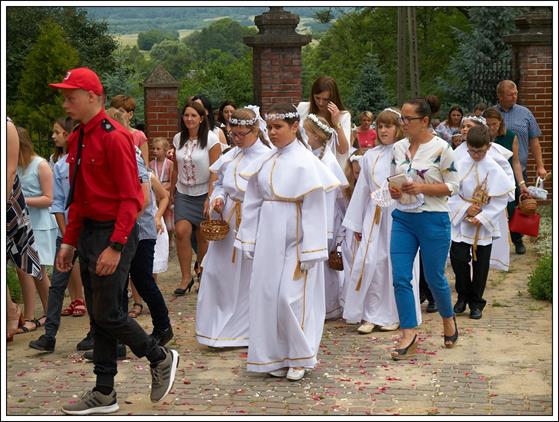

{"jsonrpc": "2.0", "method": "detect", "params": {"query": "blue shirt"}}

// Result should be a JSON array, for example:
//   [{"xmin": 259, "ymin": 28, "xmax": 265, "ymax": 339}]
[
  {"xmin": 51, "ymin": 154, "xmax": 71, "ymax": 234},
  {"xmin": 495, "ymin": 103, "xmax": 541, "ymax": 171},
  {"xmin": 135, "ymin": 147, "xmax": 158, "ymax": 241}
]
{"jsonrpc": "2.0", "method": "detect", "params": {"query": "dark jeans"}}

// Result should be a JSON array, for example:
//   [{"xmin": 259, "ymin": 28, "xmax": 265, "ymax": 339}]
[
  {"xmin": 450, "ymin": 241, "xmax": 492, "ymax": 311},
  {"xmin": 44, "ymin": 236, "xmax": 78, "ymax": 338},
  {"xmin": 78, "ymin": 220, "xmax": 159, "ymax": 389},
  {"xmin": 129, "ymin": 239, "xmax": 171, "ymax": 332}
]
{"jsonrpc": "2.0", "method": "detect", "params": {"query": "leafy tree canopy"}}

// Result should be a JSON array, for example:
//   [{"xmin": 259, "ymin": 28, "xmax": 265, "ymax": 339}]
[{"xmin": 137, "ymin": 28, "xmax": 179, "ymax": 50}]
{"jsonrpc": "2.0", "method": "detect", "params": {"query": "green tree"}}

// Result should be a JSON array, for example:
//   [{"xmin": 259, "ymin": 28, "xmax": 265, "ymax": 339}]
[
  {"xmin": 436, "ymin": 7, "xmax": 526, "ymax": 109},
  {"xmin": 183, "ymin": 18, "xmax": 257, "ymax": 61},
  {"xmin": 137, "ymin": 28, "xmax": 179, "ymax": 51},
  {"xmin": 346, "ymin": 54, "xmax": 391, "ymax": 118},
  {"xmin": 10, "ymin": 19, "xmax": 79, "ymax": 144},
  {"xmin": 150, "ymin": 39, "xmax": 195, "ymax": 80},
  {"xmin": 6, "ymin": 6, "xmax": 118, "ymax": 106}
]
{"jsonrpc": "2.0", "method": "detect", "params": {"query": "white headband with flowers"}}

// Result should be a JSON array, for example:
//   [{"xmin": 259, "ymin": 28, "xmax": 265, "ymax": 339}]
[
  {"xmin": 306, "ymin": 113, "xmax": 335, "ymax": 136},
  {"xmin": 229, "ymin": 116, "xmax": 258, "ymax": 126},
  {"xmin": 264, "ymin": 111, "xmax": 299, "ymax": 121},
  {"xmin": 383, "ymin": 108, "xmax": 402, "ymax": 118},
  {"xmin": 462, "ymin": 115, "xmax": 487, "ymax": 126}
]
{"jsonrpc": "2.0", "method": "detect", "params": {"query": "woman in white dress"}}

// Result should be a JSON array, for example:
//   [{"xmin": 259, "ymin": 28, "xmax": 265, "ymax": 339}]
[
  {"xmin": 297, "ymin": 76, "xmax": 351, "ymax": 168},
  {"xmin": 343, "ymin": 108, "xmax": 421, "ymax": 334},
  {"xmin": 235, "ymin": 104, "xmax": 340, "ymax": 381},
  {"xmin": 196, "ymin": 107, "xmax": 272, "ymax": 348},
  {"xmin": 303, "ymin": 114, "xmax": 348, "ymax": 320}
]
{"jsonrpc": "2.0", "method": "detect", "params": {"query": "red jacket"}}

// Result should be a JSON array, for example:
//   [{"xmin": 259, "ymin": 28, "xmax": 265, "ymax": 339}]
[{"xmin": 63, "ymin": 110, "xmax": 143, "ymax": 247}]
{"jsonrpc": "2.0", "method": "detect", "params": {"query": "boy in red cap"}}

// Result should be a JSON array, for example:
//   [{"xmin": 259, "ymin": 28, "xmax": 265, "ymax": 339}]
[{"xmin": 50, "ymin": 67, "xmax": 179, "ymax": 415}]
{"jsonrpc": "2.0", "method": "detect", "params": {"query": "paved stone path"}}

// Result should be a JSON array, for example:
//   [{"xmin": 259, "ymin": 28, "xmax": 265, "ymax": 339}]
[{"xmin": 6, "ymin": 244, "xmax": 552, "ymax": 416}]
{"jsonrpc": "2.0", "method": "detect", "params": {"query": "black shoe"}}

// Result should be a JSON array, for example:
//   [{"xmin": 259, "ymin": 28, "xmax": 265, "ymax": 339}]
[
  {"xmin": 151, "ymin": 326, "xmax": 174, "ymax": 346},
  {"xmin": 426, "ymin": 301, "xmax": 438, "ymax": 313},
  {"xmin": 174, "ymin": 277, "xmax": 195, "ymax": 296},
  {"xmin": 444, "ymin": 316, "xmax": 459, "ymax": 348},
  {"xmin": 469, "ymin": 308, "xmax": 482, "ymax": 319},
  {"xmin": 515, "ymin": 242, "xmax": 526, "ymax": 255},
  {"xmin": 453, "ymin": 299, "xmax": 467, "ymax": 314},
  {"xmin": 391, "ymin": 334, "xmax": 418, "ymax": 361},
  {"xmin": 76, "ymin": 333, "xmax": 95, "ymax": 351},
  {"xmin": 83, "ymin": 344, "xmax": 127, "ymax": 361},
  {"xmin": 29, "ymin": 334, "xmax": 56, "ymax": 352}
]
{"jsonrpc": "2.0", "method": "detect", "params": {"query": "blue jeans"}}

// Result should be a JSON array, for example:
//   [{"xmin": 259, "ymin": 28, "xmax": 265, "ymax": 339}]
[
  {"xmin": 44, "ymin": 236, "xmax": 77, "ymax": 338},
  {"xmin": 390, "ymin": 210, "xmax": 454, "ymax": 328}
]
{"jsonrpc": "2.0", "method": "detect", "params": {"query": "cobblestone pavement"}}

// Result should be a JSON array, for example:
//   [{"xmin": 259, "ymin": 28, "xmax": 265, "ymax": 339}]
[{"xmin": 5, "ymin": 244, "xmax": 553, "ymax": 416}]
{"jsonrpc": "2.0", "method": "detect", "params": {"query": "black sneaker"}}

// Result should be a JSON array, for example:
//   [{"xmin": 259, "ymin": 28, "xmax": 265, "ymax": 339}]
[
  {"xmin": 426, "ymin": 301, "xmax": 438, "ymax": 313},
  {"xmin": 151, "ymin": 326, "xmax": 174, "ymax": 346},
  {"xmin": 62, "ymin": 389, "xmax": 118, "ymax": 415},
  {"xmin": 29, "ymin": 334, "xmax": 56, "ymax": 352},
  {"xmin": 150, "ymin": 347, "xmax": 180, "ymax": 402},
  {"xmin": 83, "ymin": 344, "xmax": 127, "ymax": 361},
  {"xmin": 469, "ymin": 308, "xmax": 483, "ymax": 319},
  {"xmin": 453, "ymin": 299, "xmax": 467, "ymax": 314},
  {"xmin": 515, "ymin": 242, "xmax": 526, "ymax": 255},
  {"xmin": 76, "ymin": 333, "xmax": 95, "ymax": 351}
]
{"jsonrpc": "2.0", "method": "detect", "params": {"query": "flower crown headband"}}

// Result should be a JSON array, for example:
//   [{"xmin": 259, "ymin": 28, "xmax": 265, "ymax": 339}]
[
  {"xmin": 229, "ymin": 116, "xmax": 258, "ymax": 126},
  {"xmin": 383, "ymin": 108, "xmax": 402, "ymax": 118},
  {"xmin": 462, "ymin": 115, "xmax": 487, "ymax": 126},
  {"xmin": 306, "ymin": 113, "xmax": 335, "ymax": 136},
  {"xmin": 264, "ymin": 111, "xmax": 299, "ymax": 121}
]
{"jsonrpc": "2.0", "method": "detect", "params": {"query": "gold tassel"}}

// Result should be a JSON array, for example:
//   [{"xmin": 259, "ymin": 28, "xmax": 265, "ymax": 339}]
[
  {"xmin": 293, "ymin": 259, "xmax": 304, "ymax": 280},
  {"xmin": 231, "ymin": 247, "xmax": 236, "ymax": 263},
  {"xmin": 373, "ymin": 205, "xmax": 381, "ymax": 225},
  {"xmin": 355, "ymin": 274, "xmax": 363, "ymax": 291}
]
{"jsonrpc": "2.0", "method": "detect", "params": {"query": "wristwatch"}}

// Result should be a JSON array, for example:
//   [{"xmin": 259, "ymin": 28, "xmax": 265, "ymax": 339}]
[{"xmin": 109, "ymin": 241, "xmax": 124, "ymax": 252}]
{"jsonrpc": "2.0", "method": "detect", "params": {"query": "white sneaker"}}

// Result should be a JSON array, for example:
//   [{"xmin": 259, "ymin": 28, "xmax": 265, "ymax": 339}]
[
  {"xmin": 286, "ymin": 367, "xmax": 305, "ymax": 381},
  {"xmin": 268, "ymin": 368, "xmax": 288, "ymax": 377},
  {"xmin": 379, "ymin": 323, "xmax": 400, "ymax": 331},
  {"xmin": 357, "ymin": 322, "xmax": 375, "ymax": 334}
]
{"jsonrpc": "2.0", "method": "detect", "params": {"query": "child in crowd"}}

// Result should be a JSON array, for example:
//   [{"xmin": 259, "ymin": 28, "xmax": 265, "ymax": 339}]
[
  {"xmin": 448, "ymin": 125, "xmax": 514, "ymax": 319},
  {"xmin": 343, "ymin": 108, "xmax": 420, "ymax": 333},
  {"xmin": 235, "ymin": 104, "xmax": 340, "ymax": 381},
  {"xmin": 304, "ymin": 114, "xmax": 349, "ymax": 320},
  {"xmin": 150, "ymin": 137, "xmax": 175, "ymax": 249}
]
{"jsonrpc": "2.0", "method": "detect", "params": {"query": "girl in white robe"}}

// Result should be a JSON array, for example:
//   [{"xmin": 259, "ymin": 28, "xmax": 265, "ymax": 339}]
[
  {"xmin": 196, "ymin": 107, "xmax": 272, "ymax": 347},
  {"xmin": 235, "ymin": 104, "xmax": 340, "ymax": 381},
  {"xmin": 303, "ymin": 114, "xmax": 349, "ymax": 320},
  {"xmin": 343, "ymin": 108, "xmax": 421, "ymax": 333},
  {"xmin": 456, "ymin": 115, "xmax": 516, "ymax": 271}
]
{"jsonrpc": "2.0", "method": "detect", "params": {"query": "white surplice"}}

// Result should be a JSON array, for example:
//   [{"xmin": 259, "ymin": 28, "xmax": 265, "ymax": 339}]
[
  {"xmin": 235, "ymin": 140, "xmax": 340, "ymax": 372},
  {"xmin": 195, "ymin": 140, "xmax": 272, "ymax": 347},
  {"xmin": 455, "ymin": 142, "xmax": 515, "ymax": 270},
  {"xmin": 313, "ymin": 147, "xmax": 349, "ymax": 320},
  {"xmin": 342, "ymin": 144, "xmax": 422, "ymax": 326},
  {"xmin": 449, "ymin": 154, "xmax": 515, "ymax": 246}
]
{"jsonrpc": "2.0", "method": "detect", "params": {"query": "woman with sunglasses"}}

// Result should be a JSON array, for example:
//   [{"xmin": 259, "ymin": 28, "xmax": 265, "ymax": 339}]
[{"xmin": 388, "ymin": 96, "xmax": 461, "ymax": 360}]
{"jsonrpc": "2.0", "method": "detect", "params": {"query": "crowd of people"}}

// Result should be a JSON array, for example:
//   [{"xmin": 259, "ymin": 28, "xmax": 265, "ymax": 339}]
[{"xmin": 6, "ymin": 66, "xmax": 548, "ymax": 414}]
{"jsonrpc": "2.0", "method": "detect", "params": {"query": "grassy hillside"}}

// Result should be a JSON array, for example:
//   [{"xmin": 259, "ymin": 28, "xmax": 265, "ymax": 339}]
[{"xmin": 82, "ymin": 6, "xmax": 353, "ymax": 34}]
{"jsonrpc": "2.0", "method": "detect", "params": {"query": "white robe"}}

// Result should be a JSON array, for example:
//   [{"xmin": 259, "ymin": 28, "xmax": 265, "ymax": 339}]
[
  {"xmin": 449, "ymin": 154, "xmax": 515, "ymax": 247},
  {"xmin": 313, "ymin": 147, "xmax": 349, "ymax": 320},
  {"xmin": 235, "ymin": 140, "xmax": 340, "ymax": 372},
  {"xmin": 342, "ymin": 144, "xmax": 422, "ymax": 326},
  {"xmin": 455, "ymin": 142, "xmax": 515, "ymax": 270},
  {"xmin": 195, "ymin": 140, "xmax": 271, "ymax": 347}
]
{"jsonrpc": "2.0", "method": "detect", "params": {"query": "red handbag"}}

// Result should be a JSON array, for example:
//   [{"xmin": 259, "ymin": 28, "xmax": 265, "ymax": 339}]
[{"xmin": 509, "ymin": 207, "xmax": 541, "ymax": 237}]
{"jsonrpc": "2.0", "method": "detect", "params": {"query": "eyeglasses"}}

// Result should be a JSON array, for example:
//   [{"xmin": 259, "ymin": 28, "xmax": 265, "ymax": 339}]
[
  {"xmin": 231, "ymin": 129, "xmax": 253, "ymax": 139},
  {"xmin": 398, "ymin": 115, "xmax": 424, "ymax": 124},
  {"xmin": 467, "ymin": 148, "xmax": 488, "ymax": 157}
]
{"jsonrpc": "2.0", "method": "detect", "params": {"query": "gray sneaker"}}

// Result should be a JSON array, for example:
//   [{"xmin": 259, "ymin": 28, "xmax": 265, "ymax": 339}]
[
  {"xmin": 62, "ymin": 389, "xmax": 119, "ymax": 415},
  {"xmin": 150, "ymin": 347, "xmax": 179, "ymax": 402}
]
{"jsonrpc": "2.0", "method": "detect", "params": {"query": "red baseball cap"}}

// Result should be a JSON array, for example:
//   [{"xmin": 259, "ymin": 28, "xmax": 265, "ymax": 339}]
[{"xmin": 49, "ymin": 67, "xmax": 103, "ymax": 96}]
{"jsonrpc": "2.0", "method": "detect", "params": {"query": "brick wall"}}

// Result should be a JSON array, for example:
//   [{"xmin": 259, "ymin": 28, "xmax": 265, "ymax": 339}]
[{"xmin": 516, "ymin": 45, "xmax": 553, "ymax": 202}]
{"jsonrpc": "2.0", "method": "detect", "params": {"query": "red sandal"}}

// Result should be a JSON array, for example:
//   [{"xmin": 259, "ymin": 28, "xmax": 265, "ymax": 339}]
[
  {"xmin": 61, "ymin": 300, "xmax": 76, "ymax": 316},
  {"xmin": 72, "ymin": 298, "xmax": 86, "ymax": 317}
]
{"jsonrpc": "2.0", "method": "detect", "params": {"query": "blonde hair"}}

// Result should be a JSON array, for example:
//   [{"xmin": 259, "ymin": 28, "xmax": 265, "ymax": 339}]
[
  {"xmin": 359, "ymin": 111, "xmax": 374, "ymax": 121},
  {"xmin": 304, "ymin": 115, "xmax": 332, "ymax": 160},
  {"xmin": 343, "ymin": 149, "xmax": 365, "ymax": 200},
  {"xmin": 375, "ymin": 108, "xmax": 404, "ymax": 144},
  {"xmin": 106, "ymin": 107, "xmax": 129, "ymax": 129},
  {"xmin": 151, "ymin": 137, "xmax": 170, "ymax": 151},
  {"xmin": 17, "ymin": 126, "xmax": 36, "ymax": 169}
]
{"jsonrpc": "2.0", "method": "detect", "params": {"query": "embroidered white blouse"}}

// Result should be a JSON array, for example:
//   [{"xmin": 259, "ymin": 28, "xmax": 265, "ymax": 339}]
[
  {"xmin": 392, "ymin": 136, "xmax": 460, "ymax": 213},
  {"xmin": 172, "ymin": 130, "xmax": 220, "ymax": 196}
]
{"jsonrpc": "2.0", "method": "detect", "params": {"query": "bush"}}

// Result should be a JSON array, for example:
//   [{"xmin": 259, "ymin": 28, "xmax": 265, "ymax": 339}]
[
  {"xmin": 7, "ymin": 264, "xmax": 22, "ymax": 303},
  {"xmin": 527, "ymin": 254, "xmax": 552, "ymax": 302}
]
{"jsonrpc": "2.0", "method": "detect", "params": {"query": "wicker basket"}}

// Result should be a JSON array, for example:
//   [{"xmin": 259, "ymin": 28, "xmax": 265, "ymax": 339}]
[
  {"xmin": 200, "ymin": 212, "xmax": 229, "ymax": 241},
  {"xmin": 518, "ymin": 194, "xmax": 538, "ymax": 216},
  {"xmin": 328, "ymin": 247, "xmax": 344, "ymax": 271}
]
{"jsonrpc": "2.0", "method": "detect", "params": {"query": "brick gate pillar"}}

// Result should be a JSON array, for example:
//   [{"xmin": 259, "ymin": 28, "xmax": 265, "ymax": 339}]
[
  {"xmin": 244, "ymin": 7, "xmax": 312, "ymax": 113},
  {"xmin": 504, "ymin": 7, "xmax": 553, "ymax": 202},
  {"xmin": 143, "ymin": 64, "xmax": 180, "ymax": 156}
]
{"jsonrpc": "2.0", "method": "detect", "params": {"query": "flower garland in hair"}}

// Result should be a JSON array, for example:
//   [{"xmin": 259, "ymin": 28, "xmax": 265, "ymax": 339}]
[
  {"xmin": 383, "ymin": 108, "xmax": 402, "ymax": 118},
  {"xmin": 229, "ymin": 116, "xmax": 258, "ymax": 126},
  {"xmin": 264, "ymin": 111, "xmax": 299, "ymax": 121},
  {"xmin": 462, "ymin": 115, "xmax": 487, "ymax": 126},
  {"xmin": 307, "ymin": 113, "xmax": 335, "ymax": 136}
]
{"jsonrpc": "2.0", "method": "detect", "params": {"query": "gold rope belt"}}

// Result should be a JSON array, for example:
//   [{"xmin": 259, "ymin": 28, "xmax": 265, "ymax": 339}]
[
  {"xmin": 355, "ymin": 205, "xmax": 382, "ymax": 291},
  {"xmin": 228, "ymin": 198, "xmax": 242, "ymax": 263}
]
